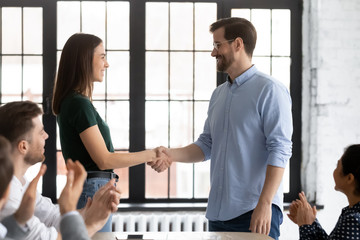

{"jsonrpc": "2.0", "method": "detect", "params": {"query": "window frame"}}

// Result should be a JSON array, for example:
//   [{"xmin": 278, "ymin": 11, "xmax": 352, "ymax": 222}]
[{"xmin": 0, "ymin": 0, "xmax": 301, "ymax": 204}]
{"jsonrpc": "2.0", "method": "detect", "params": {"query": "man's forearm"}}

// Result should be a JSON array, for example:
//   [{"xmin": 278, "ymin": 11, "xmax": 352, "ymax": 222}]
[
  {"xmin": 170, "ymin": 144, "xmax": 205, "ymax": 163},
  {"xmin": 258, "ymin": 165, "xmax": 285, "ymax": 205}
]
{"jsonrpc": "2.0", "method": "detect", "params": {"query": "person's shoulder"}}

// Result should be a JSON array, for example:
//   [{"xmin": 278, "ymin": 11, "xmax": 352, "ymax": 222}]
[{"xmin": 61, "ymin": 93, "xmax": 93, "ymax": 112}]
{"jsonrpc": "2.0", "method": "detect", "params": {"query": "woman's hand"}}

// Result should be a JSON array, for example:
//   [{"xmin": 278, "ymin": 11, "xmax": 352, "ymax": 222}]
[{"xmin": 288, "ymin": 191, "xmax": 317, "ymax": 227}]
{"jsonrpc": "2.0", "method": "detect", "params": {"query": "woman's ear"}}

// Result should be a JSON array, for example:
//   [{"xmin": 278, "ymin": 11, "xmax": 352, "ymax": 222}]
[{"xmin": 347, "ymin": 173, "xmax": 355, "ymax": 185}]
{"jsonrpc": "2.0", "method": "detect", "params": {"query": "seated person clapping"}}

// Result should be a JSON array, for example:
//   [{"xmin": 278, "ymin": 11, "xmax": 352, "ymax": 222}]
[{"xmin": 288, "ymin": 144, "xmax": 360, "ymax": 239}]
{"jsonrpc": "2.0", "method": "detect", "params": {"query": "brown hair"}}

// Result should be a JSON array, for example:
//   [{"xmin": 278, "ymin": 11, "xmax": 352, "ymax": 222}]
[
  {"xmin": 52, "ymin": 33, "xmax": 103, "ymax": 115},
  {"xmin": 0, "ymin": 135, "xmax": 13, "ymax": 199},
  {"xmin": 210, "ymin": 17, "xmax": 257, "ymax": 57},
  {"xmin": 0, "ymin": 101, "xmax": 43, "ymax": 148}
]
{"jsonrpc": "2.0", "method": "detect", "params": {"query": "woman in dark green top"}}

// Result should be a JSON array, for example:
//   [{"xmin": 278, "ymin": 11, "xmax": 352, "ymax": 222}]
[{"xmin": 52, "ymin": 33, "xmax": 170, "ymax": 232}]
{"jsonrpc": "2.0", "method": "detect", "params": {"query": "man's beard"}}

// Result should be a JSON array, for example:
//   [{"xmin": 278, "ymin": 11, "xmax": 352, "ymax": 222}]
[
  {"xmin": 24, "ymin": 152, "xmax": 45, "ymax": 166},
  {"xmin": 216, "ymin": 54, "xmax": 234, "ymax": 72}
]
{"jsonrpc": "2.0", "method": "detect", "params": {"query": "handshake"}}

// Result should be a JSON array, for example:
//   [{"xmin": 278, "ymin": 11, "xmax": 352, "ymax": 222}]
[{"xmin": 148, "ymin": 146, "xmax": 172, "ymax": 173}]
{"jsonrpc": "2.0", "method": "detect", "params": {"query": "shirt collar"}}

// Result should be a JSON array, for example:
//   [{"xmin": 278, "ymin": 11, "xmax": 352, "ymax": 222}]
[
  {"xmin": 227, "ymin": 65, "xmax": 257, "ymax": 86},
  {"xmin": 0, "ymin": 223, "xmax": 8, "ymax": 239},
  {"xmin": 343, "ymin": 201, "xmax": 360, "ymax": 213}
]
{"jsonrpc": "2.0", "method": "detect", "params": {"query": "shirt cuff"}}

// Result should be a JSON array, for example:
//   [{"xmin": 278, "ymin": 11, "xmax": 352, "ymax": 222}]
[{"xmin": 61, "ymin": 210, "xmax": 80, "ymax": 220}]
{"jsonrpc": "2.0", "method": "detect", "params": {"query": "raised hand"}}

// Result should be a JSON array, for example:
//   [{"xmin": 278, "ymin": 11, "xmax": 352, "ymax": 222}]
[
  {"xmin": 58, "ymin": 159, "xmax": 87, "ymax": 215},
  {"xmin": 81, "ymin": 178, "xmax": 121, "ymax": 236},
  {"xmin": 147, "ymin": 146, "xmax": 172, "ymax": 173},
  {"xmin": 14, "ymin": 164, "xmax": 47, "ymax": 225},
  {"xmin": 287, "ymin": 199, "xmax": 299, "ymax": 224},
  {"xmin": 295, "ymin": 191, "xmax": 317, "ymax": 226}
]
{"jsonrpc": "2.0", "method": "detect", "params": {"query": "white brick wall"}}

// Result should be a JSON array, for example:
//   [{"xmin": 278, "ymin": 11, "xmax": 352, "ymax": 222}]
[{"xmin": 281, "ymin": 0, "xmax": 360, "ymax": 239}]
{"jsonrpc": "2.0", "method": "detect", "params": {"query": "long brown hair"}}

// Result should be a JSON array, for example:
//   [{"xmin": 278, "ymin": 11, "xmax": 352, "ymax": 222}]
[{"xmin": 52, "ymin": 33, "xmax": 103, "ymax": 115}]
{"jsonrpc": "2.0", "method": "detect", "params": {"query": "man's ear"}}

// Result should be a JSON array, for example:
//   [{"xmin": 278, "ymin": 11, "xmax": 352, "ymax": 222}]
[
  {"xmin": 17, "ymin": 140, "xmax": 28, "ymax": 155},
  {"xmin": 234, "ymin": 37, "xmax": 244, "ymax": 51}
]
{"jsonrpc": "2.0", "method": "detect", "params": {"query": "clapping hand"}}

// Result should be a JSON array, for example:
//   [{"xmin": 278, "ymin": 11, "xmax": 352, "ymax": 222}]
[
  {"xmin": 14, "ymin": 164, "xmax": 47, "ymax": 225},
  {"xmin": 58, "ymin": 159, "xmax": 87, "ymax": 215},
  {"xmin": 287, "ymin": 191, "xmax": 317, "ymax": 226}
]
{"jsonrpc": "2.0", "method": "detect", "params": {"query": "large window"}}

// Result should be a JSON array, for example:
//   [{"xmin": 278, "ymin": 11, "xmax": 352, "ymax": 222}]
[{"xmin": 0, "ymin": 0, "xmax": 301, "ymax": 204}]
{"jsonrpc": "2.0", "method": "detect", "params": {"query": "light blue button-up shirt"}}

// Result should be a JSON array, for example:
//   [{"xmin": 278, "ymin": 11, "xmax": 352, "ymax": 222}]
[{"xmin": 194, "ymin": 65, "xmax": 293, "ymax": 221}]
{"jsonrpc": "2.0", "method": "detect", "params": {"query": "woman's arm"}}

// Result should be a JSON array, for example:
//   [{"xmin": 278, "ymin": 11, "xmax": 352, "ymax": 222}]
[{"xmin": 80, "ymin": 125, "xmax": 157, "ymax": 170}]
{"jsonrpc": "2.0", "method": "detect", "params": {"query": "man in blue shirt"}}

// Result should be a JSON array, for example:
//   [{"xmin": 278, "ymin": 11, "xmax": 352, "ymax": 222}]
[{"xmin": 150, "ymin": 17, "xmax": 293, "ymax": 240}]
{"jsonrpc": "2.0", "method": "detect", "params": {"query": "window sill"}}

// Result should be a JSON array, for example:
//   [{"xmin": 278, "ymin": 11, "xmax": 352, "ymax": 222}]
[{"xmin": 117, "ymin": 202, "xmax": 207, "ymax": 212}]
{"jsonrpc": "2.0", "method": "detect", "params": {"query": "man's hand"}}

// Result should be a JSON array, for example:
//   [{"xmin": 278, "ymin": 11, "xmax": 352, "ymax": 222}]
[
  {"xmin": 147, "ymin": 146, "xmax": 172, "ymax": 172},
  {"xmin": 58, "ymin": 159, "xmax": 87, "ymax": 215},
  {"xmin": 81, "ymin": 178, "xmax": 121, "ymax": 236},
  {"xmin": 14, "ymin": 164, "xmax": 47, "ymax": 225},
  {"xmin": 249, "ymin": 202, "xmax": 272, "ymax": 235}
]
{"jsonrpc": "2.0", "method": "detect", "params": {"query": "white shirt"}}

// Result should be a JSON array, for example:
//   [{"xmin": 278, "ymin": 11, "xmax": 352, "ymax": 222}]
[
  {"xmin": 0, "ymin": 222, "xmax": 7, "ymax": 239},
  {"xmin": 0, "ymin": 176, "xmax": 60, "ymax": 240}
]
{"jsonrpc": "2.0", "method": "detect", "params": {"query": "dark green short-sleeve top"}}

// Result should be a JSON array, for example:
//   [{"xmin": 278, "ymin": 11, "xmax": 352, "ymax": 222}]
[{"xmin": 57, "ymin": 93, "xmax": 114, "ymax": 171}]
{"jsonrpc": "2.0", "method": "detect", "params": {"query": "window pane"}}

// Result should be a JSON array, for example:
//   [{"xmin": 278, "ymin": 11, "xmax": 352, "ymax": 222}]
[
  {"xmin": 57, "ymin": 2, "xmax": 80, "ymax": 49},
  {"xmin": 169, "ymin": 101, "xmax": 193, "ymax": 147},
  {"xmin": 93, "ymin": 78, "xmax": 106, "ymax": 100},
  {"xmin": 146, "ymin": 2, "xmax": 169, "ymax": 50},
  {"xmin": 145, "ymin": 165, "xmax": 168, "ymax": 198},
  {"xmin": 194, "ymin": 3, "xmax": 216, "ymax": 51},
  {"xmin": 2, "ymin": 8, "xmax": 22, "ymax": 54},
  {"xmin": 23, "ymin": 8, "xmax": 43, "ymax": 54},
  {"xmin": 170, "ymin": 3, "xmax": 193, "ymax": 50},
  {"xmin": 170, "ymin": 162, "xmax": 193, "ymax": 198},
  {"xmin": 252, "ymin": 9, "xmax": 271, "ymax": 56},
  {"xmin": 145, "ymin": 101, "xmax": 168, "ymax": 149},
  {"xmin": 1, "ymin": 56, "xmax": 22, "ymax": 103},
  {"xmin": 272, "ymin": 10, "xmax": 291, "ymax": 56},
  {"xmin": 194, "ymin": 102, "xmax": 208, "ymax": 141},
  {"xmin": 170, "ymin": 52, "xmax": 193, "ymax": 100},
  {"xmin": 194, "ymin": 52, "xmax": 216, "ymax": 100},
  {"xmin": 231, "ymin": 9, "xmax": 250, "ymax": 20},
  {"xmin": 194, "ymin": 160, "xmax": 210, "ymax": 198},
  {"xmin": 23, "ymin": 56, "xmax": 43, "ymax": 103},
  {"xmin": 272, "ymin": 57, "xmax": 290, "ymax": 90},
  {"xmin": 146, "ymin": 52, "xmax": 169, "ymax": 100},
  {"xmin": 107, "ymin": 2, "xmax": 129, "ymax": 50},
  {"xmin": 107, "ymin": 101, "xmax": 129, "ymax": 150},
  {"xmin": 56, "ymin": 152, "xmax": 67, "ymax": 199},
  {"xmin": 114, "ymin": 165, "xmax": 129, "ymax": 198},
  {"xmin": 82, "ymin": 1, "xmax": 106, "ymax": 43},
  {"xmin": 283, "ymin": 163, "xmax": 290, "ymax": 193},
  {"xmin": 253, "ymin": 56, "xmax": 270, "ymax": 75},
  {"xmin": 107, "ymin": 51, "xmax": 129, "ymax": 100}
]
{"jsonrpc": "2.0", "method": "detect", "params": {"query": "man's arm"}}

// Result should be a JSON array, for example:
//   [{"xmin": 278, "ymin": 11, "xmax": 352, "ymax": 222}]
[{"xmin": 249, "ymin": 165, "xmax": 284, "ymax": 235}]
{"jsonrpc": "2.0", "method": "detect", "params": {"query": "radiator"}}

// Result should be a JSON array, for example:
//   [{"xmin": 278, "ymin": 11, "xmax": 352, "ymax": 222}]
[{"xmin": 112, "ymin": 212, "xmax": 208, "ymax": 232}]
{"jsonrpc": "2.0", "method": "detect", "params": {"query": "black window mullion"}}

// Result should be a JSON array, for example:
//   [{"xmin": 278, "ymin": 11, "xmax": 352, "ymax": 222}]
[
  {"xmin": 42, "ymin": 1, "xmax": 58, "ymax": 203},
  {"xmin": 129, "ymin": 0, "xmax": 146, "ymax": 203}
]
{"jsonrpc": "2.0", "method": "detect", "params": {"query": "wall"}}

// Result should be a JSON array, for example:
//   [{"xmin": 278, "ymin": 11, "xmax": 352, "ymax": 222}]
[{"xmin": 281, "ymin": 0, "xmax": 360, "ymax": 239}]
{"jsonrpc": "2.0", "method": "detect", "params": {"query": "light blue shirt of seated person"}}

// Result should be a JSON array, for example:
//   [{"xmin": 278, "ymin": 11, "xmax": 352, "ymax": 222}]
[{"xmin": 195, "ymin": 65, "xmax": 293, "ymax": 221}]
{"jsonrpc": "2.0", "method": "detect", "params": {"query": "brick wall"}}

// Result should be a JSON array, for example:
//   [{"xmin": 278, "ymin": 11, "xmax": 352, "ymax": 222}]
[{"xmin": 282, "ymin": 0, "xmax": 360, "ymax": 238}]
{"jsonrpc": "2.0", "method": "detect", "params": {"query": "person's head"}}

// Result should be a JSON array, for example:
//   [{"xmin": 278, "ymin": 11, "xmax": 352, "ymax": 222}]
[
  {"xmin": 209, "ymin": 17, "xmax": 257, "ymax": 72},
  {"xmin": 333, "ymin": 144, "xmax": 360, "ymax": 196},
  {"xmin": 52, "ymin": 33, "xmax": 109, "ymax": 115},
  {"xmin": 0, "ymin": 101, "xmax": 48, "ymax": 166},
  {"xmin": 0, "ymin": 135, "xmax": 13, "ymax": 209}
]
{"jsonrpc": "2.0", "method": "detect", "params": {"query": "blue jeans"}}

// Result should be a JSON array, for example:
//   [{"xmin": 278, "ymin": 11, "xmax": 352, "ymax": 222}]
[
  {"xmin": 77, "ymin": 176, "xmax": 112, "ymax": 232},
  {"xmin": 208, "ymin": 204, "xmax": 283, "ymax": 240}
]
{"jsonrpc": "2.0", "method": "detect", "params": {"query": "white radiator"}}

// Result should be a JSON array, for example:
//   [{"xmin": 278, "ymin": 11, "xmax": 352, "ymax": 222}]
[{"xmin": 112, "ymin": 212, "xmax": 208, "ymax": 232}]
